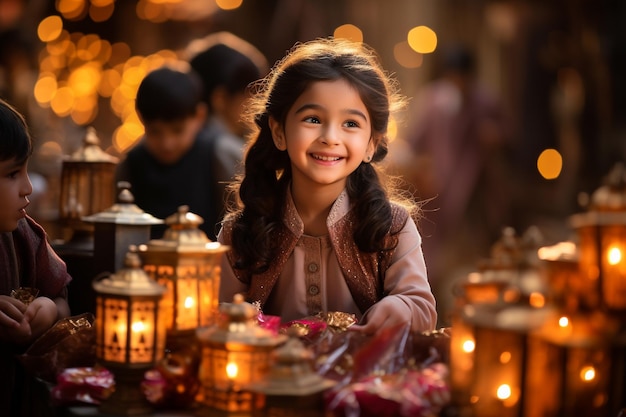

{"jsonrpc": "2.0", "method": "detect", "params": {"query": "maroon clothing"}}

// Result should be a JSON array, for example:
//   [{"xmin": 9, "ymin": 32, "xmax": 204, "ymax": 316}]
[{"xmin": 0, "ymin": 215, "xmax": 71, "ymax": 417}]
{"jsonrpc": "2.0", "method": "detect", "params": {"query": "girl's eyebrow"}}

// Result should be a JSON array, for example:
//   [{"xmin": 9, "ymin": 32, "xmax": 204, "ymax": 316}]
[{"xmin": 294, "ymin": 103, "xmax": 368, "ymax": 121}]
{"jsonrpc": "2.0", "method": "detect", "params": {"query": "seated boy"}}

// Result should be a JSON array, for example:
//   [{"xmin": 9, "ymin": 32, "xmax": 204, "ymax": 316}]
[
  {"xmin": 0, "ymin": 98, "xmax": 72, "ymax": 416},
  {"xmin": 115, "ymin": 66, "xmax": 218, "ymax": 239}
]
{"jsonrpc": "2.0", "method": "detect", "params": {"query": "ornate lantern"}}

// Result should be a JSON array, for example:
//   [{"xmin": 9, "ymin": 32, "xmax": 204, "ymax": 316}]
[
  {"xmin": 137, "ymin": 205, "xmax": 229, "ymax": 351},
  {"xmin": 59, "ymin": 126, "xmax": 118, "ymax": 243},
  {"xmin": 249, "ymin": 334, "xmax": 335, "ymax": 417},
  {"xmin": 450, "ymin": 227, "xmax": 551, "ymax": 417},
  {"xmin": 92, "ymin": 246, "xmax": 166, "ymax": 416},
  {"xmin": 570, "ymin": 162, "xmax": 626, "ymax": 314},
  {"xmin": 83, "ymin": 181, "xmax": 163, "ymax": 276},
  {"xmin": 196, "ymin": 294, "xmax": 287, "ymax": 415}
]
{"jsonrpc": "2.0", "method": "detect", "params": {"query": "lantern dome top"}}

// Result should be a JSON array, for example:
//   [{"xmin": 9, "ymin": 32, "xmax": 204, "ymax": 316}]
[
  {"xmin": 92, "ymin": 245, "xmax": 165, "ymax": 296},
  {"xmin": 82, "ymin": 181, "xmax": 164, "ymax": 225},
  {"xmin": 67, "ymin": 126, "xmax": 119, "ymax": 163},
  {"xmin": 589, "ymin": 162, "xmax": 626, "ymax": 212}
]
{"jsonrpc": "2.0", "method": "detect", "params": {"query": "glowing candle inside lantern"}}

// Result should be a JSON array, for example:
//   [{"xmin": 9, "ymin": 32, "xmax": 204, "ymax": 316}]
[
  {"xmin": 580, "ymin": 366, "xmax": 596, "ymax": 382},
  {"xmin": 496, "ymin": 384, "xmax": 511, "ymax": 400},
  {"xmin": 462, "ymin": 339, "xmax": 476, "ymax": 353},
  {"xmin": 607, "ymin": 246, "xmax": 622, "ymax": 265}
]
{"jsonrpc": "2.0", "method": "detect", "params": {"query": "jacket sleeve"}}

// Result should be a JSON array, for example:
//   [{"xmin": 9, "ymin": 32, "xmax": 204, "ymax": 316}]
[
  {"xmin": 216, "ymin": 220, "xmax": 249, "ymax": 304},
  {"xmin": 362, "ymin": 216, "xmax": 437, "ymax": 332}
]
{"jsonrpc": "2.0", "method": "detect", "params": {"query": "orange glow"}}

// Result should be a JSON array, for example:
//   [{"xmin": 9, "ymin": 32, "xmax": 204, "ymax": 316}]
[
  {"xmin": 51, "ymin": 86, "xmax": 75, "ymax": 116},
  {"xmin": 580, "ymin": 366, "xmax": 596, "ymax": 382},
  {"xmin": 537, "ymin": 148, "xmax": 562, "ymax": 179},
  {"xmin": 38, "ymin": 15, "xmax": 64, "ymax": 42},
  {"xmin": 607, "ymin": 246, "xmax": 622, "ymax": 265},
  {"xmin": 462, "ymin": 339, "xmax": 475, "ymax": 353},
  {"xmin": 57, "ymin": 0, "xmax": 88, "ymax": 20},
  {"xmin": 34, "ymin": 74, "xmax": 58, "ymax": 104},
  {"xmin": 89, "ymin": 2, "xmax": 115, "ymax": 22},
  {"xmin": 216, "ymin": 0, "xmax": 243, "ymax": 11},
  {"xmin": 407, "ymin": 25, "xmax": 437, "ymax": 54},
  {"xmin": 334, "ymin": 24, "xmax": 363, "ymax": 43},
  {"xmin": 394, "ymin": 41, "xmax": 424, "ymax": 69}
]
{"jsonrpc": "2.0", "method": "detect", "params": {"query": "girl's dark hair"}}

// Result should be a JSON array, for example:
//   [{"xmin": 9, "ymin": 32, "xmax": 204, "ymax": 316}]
[
  {"xmin": 135, "ymin": 67, "xmax": 203, "ymax": 122},
  {"xmin": 0, "ymin": 98, "xmax": 32, "ymax": 163},
  {"xmin": 229, "ymin": 37, "xmax": 407, "ymax": 274}
]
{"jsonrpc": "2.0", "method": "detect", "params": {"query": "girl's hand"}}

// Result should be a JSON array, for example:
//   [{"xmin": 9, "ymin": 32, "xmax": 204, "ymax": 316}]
[
  {"xmin": 350, "ymin": 298, "xmax": 408, "ymax": 337},
  {"xmin": 24, "ymin": 297, "xmax": 58, "ymax": 341},
  {"xmin": 0, "ymin": 295, "xmax": 27, "ymax": 328}
]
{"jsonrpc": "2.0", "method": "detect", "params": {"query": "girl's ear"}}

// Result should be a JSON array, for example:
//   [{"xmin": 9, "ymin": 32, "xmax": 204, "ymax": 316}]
[
  {"xmin": 364, "ymin": 134, "xmax": 380, "ymax": 163},
  {"xmin": 269, "ymin": 116, "xmax": 287, "ymax": 151}
]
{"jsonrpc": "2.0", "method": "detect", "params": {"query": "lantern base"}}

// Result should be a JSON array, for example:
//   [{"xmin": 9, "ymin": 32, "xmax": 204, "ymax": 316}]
[
  {"xmin": 98, "ymin": 367, "xmax": 153, "ymax": 416},
  {"xmin": 198, "ymin": 388, "xmax": 264, "ymax": 416}
]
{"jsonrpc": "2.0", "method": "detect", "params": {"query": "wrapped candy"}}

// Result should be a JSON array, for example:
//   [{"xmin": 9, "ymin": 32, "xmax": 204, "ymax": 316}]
[
  {"xmin": 50, "ymin": 367, "xmax": 114, "ymax": 406},
  {"xmin": 141, "ymin": 349, "xmax": 201, "ymax": 409}
]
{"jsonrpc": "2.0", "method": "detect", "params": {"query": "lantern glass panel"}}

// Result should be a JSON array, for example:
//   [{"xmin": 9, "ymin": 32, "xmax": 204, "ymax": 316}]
[
  {"xmin": 101, "ymin": 297, "xmax": 128, "ymax": 363},
  {"xmin": 577, "ymin": 226, "xmax": 602, "ymax": 308},
  {"xmin": 129, "ymin": 299, "xmax": 160, "ymax": 363},
  {"xmin": 175, "ymin": 275, "xmax": 199, "ymax": 330},
  {"xmin": 600, "ymin": 225, "xmax": 626, "ymax": 309}
]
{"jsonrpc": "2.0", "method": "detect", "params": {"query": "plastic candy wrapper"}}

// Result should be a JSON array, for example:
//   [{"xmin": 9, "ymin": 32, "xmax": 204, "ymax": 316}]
[
  {"xmin": 19, "ymin": 312, "xmax": 97, "ymax": 383},
  {"xmin": 50, "ymin": 366, "xmax": 114, "ymax": 406},
  {"xmin": 11, "ymin": 286, "xmax": 39, "ymax": 305},
  {"xmin": 325, "ymin": 363, "xmax": 450, "ymax": 417}
]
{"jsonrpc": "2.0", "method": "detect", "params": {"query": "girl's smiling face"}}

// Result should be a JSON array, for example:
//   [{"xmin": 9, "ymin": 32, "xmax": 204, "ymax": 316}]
[{"xmin": 269, "ymin": 78, "xmax": 376, "ymax": 192}]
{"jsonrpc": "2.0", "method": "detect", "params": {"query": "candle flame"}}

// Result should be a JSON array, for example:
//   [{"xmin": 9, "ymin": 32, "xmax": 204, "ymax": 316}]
[
  {"xmin": 580, "ymin": 366, "xmax": 596, "ymax": 382},
  {"xmin": 558, "ymin": 316, "xmax": 569, "ymax": 328},
  {"xmin": 184, "ymin": 296, "xmax": 194, "ymax": 309},
  {"xmin": 607, "ymin": 246, "xmax": 622, "ymax": 266},
  {"xmin": 131, "ymin": 321, "xmax": 145, "ymax": 333},
  {"xmin": 226, "ymin": 362, "xmax": 238, "ymax": 379},
  {"xmin": 496, "ymin": 384, "xmax": 511, "ymax": 400},
  {"xmin": 462, "ymin": 339, "xmax": 475, "ymax": 353}
]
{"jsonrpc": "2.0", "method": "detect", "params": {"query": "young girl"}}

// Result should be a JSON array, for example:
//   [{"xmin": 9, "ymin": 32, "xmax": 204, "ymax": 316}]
[
  {"xmin": 218, "ymin": 38, "xmax": 437, "ymax": 336},
  {"xmin": 0, "ymin": 98, "xmax": 72, "ymax": 415}
]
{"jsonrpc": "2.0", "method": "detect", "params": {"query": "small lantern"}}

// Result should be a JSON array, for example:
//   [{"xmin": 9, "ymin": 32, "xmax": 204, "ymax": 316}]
[
  {"xmin": 137, "ymin": 206, "xmax": 229, "ymax": 339},
  {"xmin": 83, "ymin": 181, "xmax": 163, "ymax": 277},
  {"xmin": 196, "ymin": 294, "xmax": 287, "ymax": 415},
  {"xmin": 92, "ymin": 246, "xmax": 166, "ymax": 416},
  {"xmin": 249, "ymin": 334, "xmax": 335, "ymax": 417},
  {"xmin": 59, "ymin": 126, "xmax": 119, "ymax": 241},
  {"xmin": 570, "ymin": 162, "xmax": 626, "ymax": 313}
]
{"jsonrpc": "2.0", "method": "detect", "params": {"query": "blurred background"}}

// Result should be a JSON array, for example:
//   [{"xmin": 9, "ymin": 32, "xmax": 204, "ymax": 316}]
[{"xmin": 1, "ymin": 0, "xmax": 624, "ymax": 322}]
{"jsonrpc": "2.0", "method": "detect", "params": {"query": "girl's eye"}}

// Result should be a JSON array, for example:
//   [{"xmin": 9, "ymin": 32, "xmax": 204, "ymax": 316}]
[
  {"xmin": 8, "ymin": 170, "xmax": 20, "ymax": 179},
  {"xmin": 344, "ymin": 120, "xmax": 360, "ymax": 128},
  {"xmin": 303, "ymin": 116, "xmax": 321, "ymax": 124}
]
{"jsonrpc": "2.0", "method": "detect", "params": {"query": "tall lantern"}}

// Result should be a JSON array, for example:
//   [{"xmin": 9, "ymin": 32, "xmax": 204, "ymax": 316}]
[
  {"xmin": 59, "ymin": 126, "xmax": 118, "ymax": 243},
  {"xmin": 92, "ymin": 246, "xmax": 166, "ymax": 416},
  {"xmin": 570, "ymin": 162, "xmax": 626, "ymax": 314},
  {"xmin": 83, "ymin": 181, "xmax": 163, "ymax": 276},
  {"xmin": 137, "ymin": 205, "xmax": 229, "ymax": 351},
  {"xmin": 196, "ymin": 294, "xmax": 288, "ymax": 415}
]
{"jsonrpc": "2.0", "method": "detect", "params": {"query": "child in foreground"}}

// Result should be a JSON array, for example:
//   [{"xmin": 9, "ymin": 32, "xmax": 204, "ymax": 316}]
[
  {"xmin": 0, "ymin": 98, "xmax": 72, "ymax": 415},
  {"xmin": 218, "ymin": 38, "xmax": 437, "ymax": 336}
]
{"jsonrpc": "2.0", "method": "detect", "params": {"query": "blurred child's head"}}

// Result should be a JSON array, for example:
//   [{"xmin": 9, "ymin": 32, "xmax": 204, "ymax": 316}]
[
  {"xmin": 188, "ymin": 32, "xmax": 267, "ymax": 136},
  {"xmin": 135, "ymin": 66, "xmax": 206, "ymax": 165},
  {"xmin": 0, "ymin": 98, "xmax": 33, "ymax": 231}
]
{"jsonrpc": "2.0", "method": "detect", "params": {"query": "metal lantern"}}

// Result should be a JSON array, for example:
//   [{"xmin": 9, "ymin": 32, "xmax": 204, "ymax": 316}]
[
  {"xmin": 83, "ymin": 181, "xmax": 163, "ymax": 277},
  {"xmin": 570, "ymin": 162, "xmax": 626, "ymax": 313},
  {"xmin": 92, "ymin": 246, "xmax": 166, "ymax": 416},
  {"xmin": 196, "ymin": 294, "xmax": 288, "ymax": 415},
  {"xmin": 59, "ymin": 126, "xmax": 119, "ymax": 239},
  {"xmin": 249, "ymin": 334, "xmax": 335, "ymax": 417},
  {"xmin": 450, "ymin": 227, "xmax": 551, "ymax": 417},
  {"xmin": 137, "ymin": 205, "xmax": 229, "ymax": 350}
]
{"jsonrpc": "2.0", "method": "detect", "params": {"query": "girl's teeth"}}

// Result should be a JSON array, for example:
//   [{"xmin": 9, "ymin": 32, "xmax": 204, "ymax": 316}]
[{"xmin": 313, "ymin": 154, "xmax": 340, "ymax": 161}]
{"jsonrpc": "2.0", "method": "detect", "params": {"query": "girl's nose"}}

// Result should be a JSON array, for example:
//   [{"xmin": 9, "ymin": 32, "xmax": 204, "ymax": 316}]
[
  {"xmin": 320, "ymin": 125, "xmax": 340, "ymax": 145},
  {"xmin": 21, "ymin": 174, "xmax": 33, "ymax": 197}
]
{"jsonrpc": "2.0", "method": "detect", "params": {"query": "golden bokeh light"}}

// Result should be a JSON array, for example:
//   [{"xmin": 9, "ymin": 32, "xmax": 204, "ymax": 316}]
[
  {"xmin": 334, "ymin": 24, "xmax": 363, "ymax": 43},
  {"xmin": 89, "ymin": 2, "xmax": 115, "ymax": 22},
  {"xmin": 57, "ymin": 0, "xmax": 88, "ymax": 20},
  {"xmin": 50, "ymin": 86, "xmax": 75, "ymax": 117},
  {"xmin": 407, "ymin": 25, "xmax": 437, "ymax": 54},
  {"xmin": 37, "ymin": 15, "xmax": 64, "ymax": 43},
  {"xmin": 99, "ymin": 69, "xmax": 122, "ymax": 97},
  {"xmin": 537, "ymin": 148, "xmax": 563, "ymax": 180},
  {"xmin": 216, "ymin": 0, "xmax": 243, "ymax": 11},
  {"xmin": 394, "ymin": 41, "xmax": 424, "ymax": 69},
  {"xmin": 34, "ymin": 74, "xmax": 58, "ymax": 105}
]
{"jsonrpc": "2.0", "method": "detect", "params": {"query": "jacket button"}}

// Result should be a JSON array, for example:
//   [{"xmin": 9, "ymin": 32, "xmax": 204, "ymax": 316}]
[
  {"xmin": 307, "ymin": 262, "xmax": 319, "ymax": 273},
  {"xmin": 308, "ymin": 285, "xmax": 319, "ymax": 295}
]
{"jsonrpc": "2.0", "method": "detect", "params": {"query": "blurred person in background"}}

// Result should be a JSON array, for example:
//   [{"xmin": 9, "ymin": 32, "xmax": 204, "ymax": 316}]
[
  {"xmin": 402, "ymin": 44, "xmax": 512, "ymax": 325},
  {"xmin": 186, "ymin": 32, "xmax": 268, "ymax": 227},
  {"xmin": 115, "ymin": 67, "xmax": 218, "ymax": 239}
]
